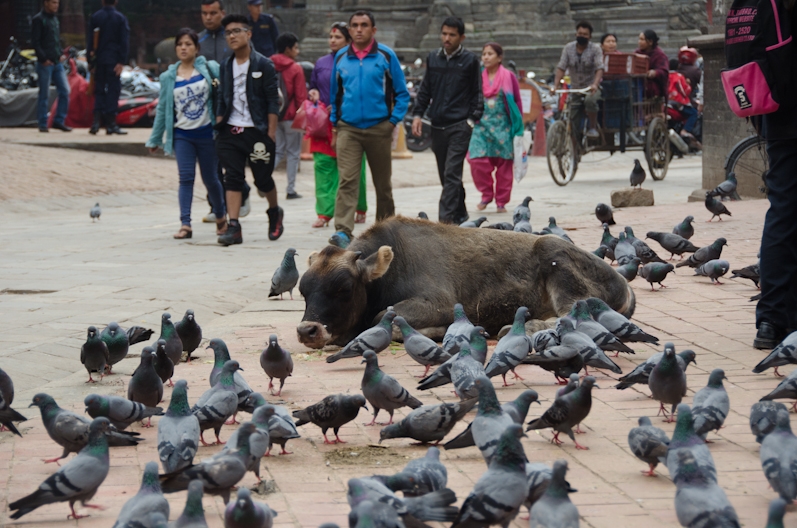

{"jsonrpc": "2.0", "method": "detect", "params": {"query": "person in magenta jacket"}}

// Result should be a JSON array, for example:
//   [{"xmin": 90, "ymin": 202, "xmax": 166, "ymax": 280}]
[{"xmin": 636, "ymin": 29, "xmax": 669, "ymax": 99}]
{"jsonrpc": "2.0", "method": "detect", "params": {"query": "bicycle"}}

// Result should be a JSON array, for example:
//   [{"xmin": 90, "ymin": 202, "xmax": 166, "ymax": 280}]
[{"xmin": 725, "ymin": 133, "xmax": 768, "ymax": 194}]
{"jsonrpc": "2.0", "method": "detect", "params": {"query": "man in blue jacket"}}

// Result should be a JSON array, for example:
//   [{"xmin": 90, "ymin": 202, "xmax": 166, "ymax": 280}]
[
  {"xmin": 86, "ymin": 0, "xmax": 129, "ymax": 135},
  {"xmin": 246, "ymin": 0, "xmax": 279, "ymax": 57},
  {"xmin": 329, "ymin": 11, "xmax": 409, "ymax": 247}
]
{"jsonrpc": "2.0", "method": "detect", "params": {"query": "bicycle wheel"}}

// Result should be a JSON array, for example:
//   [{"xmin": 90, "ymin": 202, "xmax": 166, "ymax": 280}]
[
  {"xmin": 645, "ymin": 117, "xmax": 670, "ymax": 180},
  {"xmin": 546, "ymin": 120, "xmax": 577, "ymax": 186},
  {"xmin": 725, "ymin": 135, "xmax": 768, "ymax": 193}
]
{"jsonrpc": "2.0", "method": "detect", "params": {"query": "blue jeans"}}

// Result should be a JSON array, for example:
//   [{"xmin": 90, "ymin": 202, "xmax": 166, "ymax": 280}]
[
  {"xmin": 174, "ymin": 132, "xmax": 226, "ymax": 227},
  {"xmin": 36, "ymin": 62, "xmax": 69, "ymax": 128},
  {"xmin": 680, "ymin": 105, "xmax": 698, "ymax": 134}
]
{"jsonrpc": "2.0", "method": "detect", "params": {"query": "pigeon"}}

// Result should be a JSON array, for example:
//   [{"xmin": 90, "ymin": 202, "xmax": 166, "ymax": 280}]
[
  {"xmin": 452, "ymin": 424, "xmax": 528, "ymax": 528},
  {"xmin": 158, "ymin": 380, "xmax": 200, "ymax": 473},
  {"xmin": 615, "ymin": 348, "xmax": 697, "ymax": 390},
  {"xmin": 112, "ymin": 461, "xmax": 170, "ymax": 528},
  {"xmin": 645, "ymin": 231, "xmax": 699, "ymax": 260},
  {"xmin": 269, "ymin": 248, "xmax": 300, "ymax": 300},
  {"xmin": 531, "ymin": 328, "xmax": 559, "ymax": 353},
  {"xmin": 766, "ymin": 498, "xmax": 787, "ymax": 528},
  {"xmin": 760, "ymin": 369, "xmax": 797, "ymax": 411},
  {"xmin": 666, "ymin": 404, "xmax": 717, "ymax": 483},
  {"xmin": 402, "ymin": 447, "xmax": 448, "ymax": 495},
  {"xmin": 192, "ymin": 360, "xmax": 240, "ymax": 445},
  {"xmin": 503, "ymin": 390, "xmax": 541, "ymax": 424},
  {"xmin": 84, "ymin": 393, "xmax": 163, "ymax": 431},
  {"xmin": 173, "ymin": 480, "xmax": 208, "ymax": 528},
  {"xmin": 157, "ymin": 312, "xmax": 183, "ymax": 365},
  {"xmin": 630, "ymin": 159, "xmax": 646, "ymax": 188},
  {"xmin": 585, "ymin": 297, "xmax": 659, "ymax": 343},
  {"xmin": 253, "ymin": 402, "xmax": 299, "ymax": 456},
  {"xmin": 529, "ymin": 460, "xmax": 579, "ymax": 528},
  {"xmin": 208, "ymin": 338, "xmax": 253, "ymax": 416},
  {"xmin": 542, "ymin": 217, "xmax": 574, "ymax": 243},
  {"xmin": 126, "ymin": 326, "xmax": 155, "ymax": 345},
  {"xmin": 708, "ymin": 171, "xmax": 739, "ymax": 201},
  {"xmin": 224, "ymin": 488, "xmax": 277, "ymax": 528},
  {"xmin": 293, "ymin": 393, "xmax": 368, "ymax": 444},
  {"xmin": 128, "ymin": 347, "xmax": 164, "ymax": 414},
  {"xmin": 673, "ymin": 215, "xmax": 695, "ymax": 240},
  {"xmin": 175, "ymin": 309, "xmax": 203, "ymax": 362},
  {"xmin": 443, "ymin": 303, "xmax": 475, "ymax": 355},
  {"xmin": 81, "ymin": 325, "xmax": 109, "ymax": 383},
  {"xmin": 730, "ymin": 262, "xmax": 760, "ymax": 288},
  {"xmin": 694, "ymin": 259, "xmax": 730, "ymax": 285},
  {"xmin": 614, "ymin": 232, "xmax": 637, "ymax": 265},
  {"xmin": 418, "ymin": 211, "xmax": 429, "ymax": 220},
  {"xmin": 29, "ymin": 393, "xmax": 141, "ymax": 464},
  {"xmin": 555, "ymin": 317, "xmax": 622, "ymax": 374},
  {"xmin": 379, "ymin": 398, "xmax": 477, "ymax": 445},
  {"xmin": 485, "ymin": 307, "xmax": 533, "ymax": 385},
  {"xmin": 513, "ymin": 219, "xmax": 533, "ymax": 233},
  {"xmin": 625, "ymin": 226, "xmax": 667, "ymax": 264},
  {"xmin": 673, "ymin": 450, "xmax": 739, "ymax": 528},
  {"xmin": 522, "ymin": 334, "xmax": 584, "ymax": 384},
  {"xmin": 460, "ymin": 216, "xmax": 487, "ymax": 228},
  {"xmin": 648, "ymin": 344, "xmax": 687, "ymax": 422},
  {"xmin": 616, "ymin": 257, "xmax": 641, "ymax": 282},
  {"xmin": 0, "ymin": 368, "xmax": 26, "ymax": 436},
  {"xmin": 640, "ymin": 262, "xmax": 676, "ymax": 291},
  {"xmin": 485, "ymin": 221, "xmax": 515, "ymax": 230},
  {"xmin": 753, "ymin": 331, "xmax": 797, "ymax": 377},
  {"xmin": 100, "ymin": 322, "xmax": 128, "ymax": 372},
  {"xmin": 327, "ymin": 310, "xmax": 396, "ymax": 363},
  {"xmin": 347, "ymin": 477, "xmax": 458, "ymax": 524},
  {"xmin": 348, "ymin": 500, "xmax": 404, "ymax": 528},
  {"xmin": 567, "ymin": 300, "xmax": 634, "ymax": 356},
  {"xmin": 601, "ymin": 223, "xmax": 620, "ymax": 253},
  {"xmin": 705, "ymin": 192, "xmax": 732, "ymax": 222},
  {"xmin": 628, "ymin": 416, "xmax": 670, "ymax": 476},
  {"xmin": 595, "ymin": 203, "xmax": 615, "ymax": 225},
  {"xmin": 513, "ymin": 196, "xmax": 533, "ymax": 225},
  {"xmin": 361, "ymin": 350, "xmax": 423, "ymax": 425},
  {"xmin": 220, "ymin": 420, "xmax": 269, "ymax": 480},
  {"xmin": 393, "ymin": 316, "xmax": 451, "ymax": 377},
  {"xmin": 692, "ymin": 369, "xmax": 730, "ymax": 441},
  {"xmin": 593, "ymin": 245, "xmax": 611, "ymax": 260},
  {"xmin": 260, "ymin": 334, "xmax": 294, "ymax": 396},
  {"xmin": 450, "ymin": 328, "xmax": 488, "ymax": 399},
  {"xmin": 676, "ymin": 237, "xmax": 728, "ymax": 268},
  {"xmin": 751, "ymin": 401, "xmax": 788, "ymax": 444},
  {"xmin": 760, "ymin": 406, "xmax": 797, "ymax": 502},
  {"xmin": 556, "ymin": 374, "xmax": 580, "ymax": 398},
  {"xmin": 419, "ymin": 326, "xmax": 489, "ymax": 391},
  {"xmin": 152, "ymin": 339, "xmax": 175, "ymax": 387},
  {"xmin": 90, "ymin": 202, "xmax": 101, "ymax": 221},
  {"xmin": 8, "ymin": 417, "xmax": 112, "ymax": 520},
  {"xmin": 527, "ymin": 376, "xmax": 597, "ymax": 450}
]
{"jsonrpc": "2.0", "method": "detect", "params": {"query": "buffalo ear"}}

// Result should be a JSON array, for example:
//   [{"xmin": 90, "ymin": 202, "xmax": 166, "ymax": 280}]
[
  {"xmin": 307, "ymin": 251, "xmax": 320, "ymax": 267},
  {"xmin": 357, "ymin": 246, "xmax": 394, "ymax": 282}
]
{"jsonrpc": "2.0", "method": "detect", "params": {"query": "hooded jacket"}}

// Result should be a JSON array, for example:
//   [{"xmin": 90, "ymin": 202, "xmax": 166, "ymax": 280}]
[{"xmin": 270, "ymin": 53, "xmax": 308, "ymax": 122}]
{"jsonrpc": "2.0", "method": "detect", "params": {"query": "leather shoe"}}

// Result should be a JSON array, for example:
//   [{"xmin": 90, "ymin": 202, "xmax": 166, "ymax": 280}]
[
  {"xmin": 52, "ymin": 122, "xmax": 73, "ymax": 132},
  {"xmin": 38, "ymin": 127, "xmax": 49, "ymax": 133},
  {"xmin": 753, "ymin": 321, "xmax": 787, "ymax": 350}
]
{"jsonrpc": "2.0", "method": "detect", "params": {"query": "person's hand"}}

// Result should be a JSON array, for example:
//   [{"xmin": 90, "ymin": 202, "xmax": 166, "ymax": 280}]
[
  {"xmin": 114, "ymin": 63, "xmax": 124, "ymax": 76},
  {"xmin": 308, "ymin": 89, "xmax": 319, "ymax": 103},
  {"xmin": 43, "ymin": 60, "xmax": 54, "ymax": 67},
  {"xmin": 268, "ymin": 130, "xmax": 276, "ymax": 143},
  {"xmin": 330, "ymin": 129, "xmax": 337, "ymax": 149},
  {"xmin": 588, "ymin": 83, "xmax": 599, "ymax": 93},
  {"xmin": 411, "ymin": 117, "xmax": 422, "ymax": 137},
  {"xmin": 549, "ymin": 85, "xmax": 557, "ymax": 94},
  {"xmin": 647, "ymin": 69, "xmax": 656, "ymax": 79},
  {"xmin": 698, "ymin": 103, "xmax": 704, "ymax": 113},
  {"xmin": 216, "ymin": 116, "xmax": 222, "ymax": 123},
  {"xmin": 147, "ymin": 146, "xmax": 159, "ymax": 154}
]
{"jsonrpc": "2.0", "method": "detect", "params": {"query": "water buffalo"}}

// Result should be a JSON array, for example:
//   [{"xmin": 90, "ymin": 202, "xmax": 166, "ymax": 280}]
[{"xmin": 296, "ymin": 217, "xmax": 635, "ymax": 349}]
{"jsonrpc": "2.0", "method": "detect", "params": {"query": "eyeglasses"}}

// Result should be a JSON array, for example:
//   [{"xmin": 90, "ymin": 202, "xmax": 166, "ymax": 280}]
[{"xmin": 224, "ymin": 27, "xmax": 248, "ymax": 38}]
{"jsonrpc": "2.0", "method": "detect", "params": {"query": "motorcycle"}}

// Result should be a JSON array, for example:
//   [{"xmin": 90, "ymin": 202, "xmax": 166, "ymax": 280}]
[
  {"xmin": 115, "ymin": 66, "xmax": 160, "ymax": 127},
  {"xmin": 666, "ymin": 103, "xmax": 702, "ymax": 157},
  {"xmin": 0, "ymin": 37, "xmax": 38, "ymax": 91}
]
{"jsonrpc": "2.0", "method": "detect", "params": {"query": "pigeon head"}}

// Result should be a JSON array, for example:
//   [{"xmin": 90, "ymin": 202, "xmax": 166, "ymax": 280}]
[
  {"xmin": 602, "ymin": 223, "xmax": 610, "ymax": 232},
  {"xmin": 474, "ymin": 376, "xmax": 501, "ymax": 415},
  {"xmin": 522, "ymin": 196, "xmax": 533, "ymax": 206},
  {"xmin": 492, "ymin": 423, "xmax": 527, "ymax": 469},
  {"xmin": 707, "ymin": 369, "xmax": 726, "ymax": 387},
  {"xmin": 29, "ymin": 392, "xmax": 57, "ymax": 409},
  {"xmin": 585, "ymin": 297, "xmax": 610, "ymax": 315},
  {"xmin": 140, "ymin": 461, "xmax": 162, "ymax": 493},
  {"xmin": 162, "ymin": 313, "xmax": 171, "ymax": 322},
  {"xmin": 87, "ymin": 326, "xmax": 98, "ymax": 338},
  {"xmin": 713, "ymin": 237, "xmax": 728, "ymax": 248},
  {"xmin": 663, "ymin": 342, "xmax": 676, "ymax": 355},
  {"xmin": 183, "ymin": 480, "xmax": 205, "ymax": 519},
  {"xmin": 557, "ymin": 317, "xmax": 576, "ymax": 335},
  {"xmin": 268, "ymin": 334, "xmax": 279, "ymax": 347},
  {"xmin": 168, "ymin": 380, "xmax": 191, "ymax": 416},
  {"xmin": 140, "ymin": 346, "xmax": 155, "ymax": 364},
  {"xmin": 285, "ymin": 248, "xmax": 298, "ymax": 258},
  {"xmin": 727, "ymin": 172, "xmax": 737, "ymax": 182},
  {"xmin": 638, "ymin": 416, "xmax": 653, "ymax": 427},
  {"xmin": 569, "ymin": 300, "xmax": 590, "ymax": 320},
  {"xmin": 512, "ymin": 390, "xmax": 540, "ymax": 416},
  {"xmin": 514, "ymin": 306, "xmax": 530, "ymax": 325},
  {"xmin": 418, "ymin": 211, "xmax": 429, "ymax": 219},
  {"xmin": 88, "ymin": 416, "xmax": 111, "ymax": 436},
  {"xmin": 684, "ymin": 215, "xmax": 694, "ymax": 223},
  {"xmin": 232, "ymin": 487, "xmax": 257, "ymax": 517},
  {"xmin": 252, "ymin": 404, "xmax": 277, "ymax": 428},
  {"xmin": 245, "ymin": 392, "xmax": 267, "ymax": 411},
  {"xmin": 234, "ymin": 422, "xmax": 258, "ymax": 450},
  {"xmin": 343, "ymin": 394, "xmax": 368, "ymax": 412},
  {"xmin": 155, "ymin": 339, "xmax": 167, "ymax": 352},
  {"xmin": 776, "ymin": 408, "xmax": 792, "ymax": 432},
  {"xmin": 768, "ymin": 498, "xmax": 787, "ymax": 528},
  {"xmin": 624, "ymin": 226, "xmax": 635, "ymax": 238},
  {"xmin": 207, "ymin": 338, "xmax": 231, "ymax": 365},
  {"xmin": 106, "ymin": 322, "xmax": 120, "ymax": 335},
  {"xmin": 672, "ymin": 404, "xmax": 696, "ymax": 442},
  {"xmin": 596, "ymin": 203, "xmax": 609, "ymax": 214},
  {"xmin": 426, "ymin": 446, "xmax": 441, "ymax": 460},
  {"xmin": 392, "ymin": 316, "xmax": 412, "ymax": 336},
  {"xmin": 379, "ymin": 422, "xmax": 406, "ymax": 443},
  {"xmin": 618, "ymin": 232, "xmax": 626, "ymax": 242},
  {"xmin": 361, "ymin": 350, "xmax": 378, "ymax": 365},
  {"xmin": 184, "ymin": 309, "xmax": 194, "ymax": 321},
  {"xmin": 379, "ymin": 311, "xmax": 397, "ymax": 328},
  {"xmin": 679, "ymin": 350, "xmax": 697, "ymax": 366},
  {"xmin": 580, "ymin": 376, "xmax": 598, "ymax": 390},
  {"xmin": 548, "ymin": 460, "xmax": 572, "ymax": 497},
  {"xmin": 222, "ymin": 360, "xmax": 241, "ymax": 373},
  {"xmin": 548, "ymin": 216, "xmax": 557, "ymax": 227},
  {"xmin": 84, "ymin": 394, "xmax": 108, "ymax": 416},
  {"xmin": 149, "ymin": 512, "xmax": 168, "ymax": 528}
]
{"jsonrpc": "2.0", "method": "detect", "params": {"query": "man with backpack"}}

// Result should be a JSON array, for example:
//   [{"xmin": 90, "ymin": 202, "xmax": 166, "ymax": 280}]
[{"xmin": 271, "ymin": 32, "xmax": 307, "ymax": 200}]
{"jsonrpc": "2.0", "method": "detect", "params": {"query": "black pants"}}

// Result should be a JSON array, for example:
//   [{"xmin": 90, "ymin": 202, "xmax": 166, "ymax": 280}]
[
  {"xmin": 431, "ymin": 120, "xmax": 472, "ymax": 224},
  {"xmin": 216, "ymin": 126, "xmax": 276, "ymax": 194},
  {"xmin": 757, "ymin": 138, "xmax": 797, "ymax": 332},
  {"xmin": 93, "ymin": 64, "xmax": 121, "ymax": 115}
]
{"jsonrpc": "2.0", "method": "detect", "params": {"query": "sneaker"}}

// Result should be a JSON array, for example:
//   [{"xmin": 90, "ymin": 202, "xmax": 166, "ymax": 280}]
[
  {"xmin": 586, "ymin": 128, "xmax": 600, "ymax": 138},
  {"xmin": 329, "ymin": 231, "xmax": 351, "ymax": 249},
  {"xmin": 218, "ymin": 221, "xmax": 242, "ymax": 246},
  {"xmin": 267, "ymin": 206, "xmax": 284, "ymax": 241},
  {"xmin": 753, "ymin": 321, "xmax": 787, "ymax": 350},
  {"xmin": 286, "ymin": 192, "xmax": 302, "ymax": 200},
  {"xmin": 239, "ymin": 197, "xmax": 251, "ymax": 218},
  {"xmin": 202, "ymin": 210, "xmax": 217, "ymax": 223}
]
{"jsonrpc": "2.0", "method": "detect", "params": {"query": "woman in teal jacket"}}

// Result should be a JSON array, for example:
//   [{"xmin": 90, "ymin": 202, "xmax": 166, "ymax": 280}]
[{"xmin": 146, "ymin": 28, "xmax": 226, "ymax": 239}]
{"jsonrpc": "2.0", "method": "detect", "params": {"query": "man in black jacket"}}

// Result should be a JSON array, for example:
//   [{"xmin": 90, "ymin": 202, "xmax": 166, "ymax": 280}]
[
  {"xmin": 412, "ymin": 17, "xmax": 483, "ymax": 224},
  {"xmin": 31, "ymin": 0, "xmax": 71, "ymax": 133},
  {"xmin": 86, "ymin": 0, "xmax": 129, "ymax": 135},
  {"xmin": 215, "ymin": 14, "xmax": 283, "ymax": 246}
]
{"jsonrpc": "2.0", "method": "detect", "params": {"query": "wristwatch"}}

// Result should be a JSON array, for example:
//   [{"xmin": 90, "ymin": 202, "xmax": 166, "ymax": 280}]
[{"xmin": 467, "ymin": 119, "xmax": 475, "ymax": 129}]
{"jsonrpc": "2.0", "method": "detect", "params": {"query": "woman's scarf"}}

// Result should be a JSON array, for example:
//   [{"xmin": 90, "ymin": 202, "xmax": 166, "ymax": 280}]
[{"xmin": 482, "ymin": 64, "xmax": 514, "ymax": 99}]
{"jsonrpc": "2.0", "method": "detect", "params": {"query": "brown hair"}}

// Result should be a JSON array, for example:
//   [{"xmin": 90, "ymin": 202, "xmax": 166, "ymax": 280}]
[{"xmin": 483, "ymin": 42, "xmax": 504, "ymax": 58}]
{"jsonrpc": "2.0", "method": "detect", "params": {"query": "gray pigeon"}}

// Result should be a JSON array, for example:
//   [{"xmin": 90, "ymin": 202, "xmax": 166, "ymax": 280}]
[
  {"xmin": 753, "ymin": 331, "xmax": 797, "ymax": 377},
  {"xmin": 220, "ymin": 421, "xmax": 269, "ymax": 480},
  {"xmin": 676, "ymin": 238, "xmax": 727, "ymax": 269},
  {"xmin": 90, "ymin": 202, "xmax": 101, "ymax": 221},
  {"xmin": 616, "ymin": 257, "xmax": 641, "ymax": 282},
  {"xmin": 751, "ymin": 401, "xmax": 788, "ymax": 444},
  {"xmin": 694, "ymin": 259, "xmax": 730, "ymax": 285},
  {"xmin": 557, "ymin": 374, "xmax": 580, "ymax": 398},
  {"xmin": 766, "ymin": 498, "xmax": 787, "ymax": 528},
  {"xmin": 175, "ymin": 309, "xmax": 203, "ymax": 362},
  {"xmin": 692, "ymin": 369, "xmax": 730, "ymax": 440},
  {"xmin": 601, "ymin": 223, "xmax": 620, "ymax": 253},
  {"xmin": 513, "ymin": 219, "xmax": 533, "ymax": 233},
  {"xmin": 402, "ymin": 447, "xmax": 448, "ymax": 495},
  {"xmin": 645, "ymin": 231, "xmax": 699, "ymax": 260},
  {"xmin": 192, "ymin": 360, "xmax": 240, "ymax": 445},
  {"xmin": 128, "ymin": 347, "xmax": 164, "ymax": 412},
  {"xmin": 113, "ymin": 461, "xmax": 169, "ymax": 528},
  {"xmin": 614, "ymin": 232, "xmax": 637, "ymax": 266},
  {"xmin": 101, "ymin": 322, "xmax": 129, "ymax": 372},
  {"xmin": 418, "ymin": 211, "xmax": 429, "ymax": 220},
  {"xmin": 567, "ymin": 300, "xmax": 634, "ymax": 356},
  {"xmin": 157, "ymin": 312, "xmax": 183, "ymax": 365},
  {"xmin": 625, "ymin": 226, "xmax": 667, "ymax": 264},
  {"xmin": 158, "ymin": 379, "xmax": 200, "ymax": 473},
  {"xmin": 529, "ymin": 460, "xmax": 579, "ymax": 528},
  {"xmin": 349, "ymin": 500, "xmax": 405, "ymax": 528},
  {"xmin": 347, "ymin": 477, "xmax": 458, "ymax": 524},
  {"xmin": 531, "ymin": 328, "xmax": 559, "ymax": 353},
  {"xmin": 253, "ymin": 402, "xmax": 299, "ymax": 456},
  {"xmin": 443, "ymin": 303, "xmax": 475, "ymax": 355},
  {"xmin": 450, "ymin": 328, "xmax": 488, "ymax": 399},
  {"xmin": 393, "ymin": 316, "xmax": 451, "ymax": 377},
  {"xmin": 628, "ymin": 416, "xmax": 670, "ymax": 476},
  {"xmin": 730, "ymin": 261, "xmax": 760, "ymax": 288},
  {"xmin": 293, "ymin": 393, "xmax": 368, "ymax": 444},
  {"xmin": 673, "ymin": 215, "xmax": 695, "ymax": 240},
  {"xmin": 648, "ymin": 344, "xmax": 687, "ymax": 422},
  {"xmin": 260, "ymin": 334, "xmax": 294, "ymax": 396},
  {"xmin": 513, "ymin": 196, "xmax": 533, "ymax": 225},
  {"xmin": 224, "ymin": 488, "xmax": 277, "ymax": 528},
  {"xmin": 524, "ymin": 463, "xmax": 578, "ymax": 514},
  {"xmin": 705, "ymin": 192, "xmax": 732, "ymax": 222},
  {"xmin": 460, "ymin": 216, "xmax": 487, "ymax": 228},
  {"xmin": 673, "ymin": 450, "xmax": 739, "ymax": 528},
  {"xmin": 269, "ymin": 248, "xmax": 300, "ymax": 299},
  {"xmin": 452, "ymin": 424, "xmax": 528, "ymax": 528},
  {"xmin": 595, "ymin": 203, "xmax": 615, "ymax": 225},
  {"xmin": 485, "ymin": 221, "xmax": 515, "ymax": 231},
  {"xmin": 173, "ymin": 480, "xmax": 208, "ymax": 528},
  {"xmin": 81, "ymin": 326, "xmax": 109, "ymax": 383},
  {"xmin": 0, "ymin": 367, "xmax": 25, "ymax": 436},
  {"xmin": 419, "ymin": 325, "xmax": 489, "ymax": 391},
  {"xmin": 484, "ymin": 306, "xmax": 532, "ymax": 386},
  {"xmin": 85, "ymin": 393, "xmax": 163, "ymax": 430},
  {"xmin": 361, "ymin": 350, "xmax": 423, "ymax": 425},
  {"xmin": 556, "ymin": 317, "xmax": 622, "ymax": 374},
  {"xmin": 630, "ymin": 158, "xmax": 646, "ymax": 188},
  {"xmin": 527, "ymin": 376, "xmax": 597, "ymax": 450},
  {"xmin": 709, "ymin": 172, "xmax": 739, "ymax": 201},
  {"xmin": 593, "ymin": 245, "xmax": 611, "ymax": 260},
  {"xmin": 208, "ymin": 338, "xmax": 253, "ymax": 416},
  {"xmin": 152, "ymin": 339, "xmax": 175, "ymax": 387},
  {"xmin": 585, "ymin": 297, "xmax": 659, "ymax": 343},
  {"xmin": 666, "ymin": 404, "xmax": 718, "ymax": 484},
  {"xmin": 327, "ymin": 310, "xmax": 396, "ymax": 363},
  {"xmin": 8, "ymin": 417, "xmax": 112, "ymax": 520},
  {"xmin": 542, "ymin": 217, "xmax": 574, "ymax": 243},
  {"xmin": 760, "ymin": 407, "xmax": 797, "ymax": 502},
  {"xmin": 379, "ymin": 398, "xmax": 477, "ymax": 445},
  {"xmin": 616, "ymin": 348, "xmax": 697, "ymax": 390},
  {"xmin": 522, "ymin": 333, "xmax": 584, "ymax": 384},
  {"xmin": 640, "ymin": 262, "xmax": 675, "ymax": 291}
]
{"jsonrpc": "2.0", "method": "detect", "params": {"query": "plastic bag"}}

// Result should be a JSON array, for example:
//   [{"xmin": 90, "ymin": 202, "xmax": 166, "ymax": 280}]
[
  {"xmin": 291, "ymin": 100, "xmax": 307, "ymax": 131},
  {"xmin": 513, "ymin": 130, "xmax": 531, "ymax": 182},
  {"xmin": 305, "ymin": 100, "xmax": 330, "ymax": 139}
]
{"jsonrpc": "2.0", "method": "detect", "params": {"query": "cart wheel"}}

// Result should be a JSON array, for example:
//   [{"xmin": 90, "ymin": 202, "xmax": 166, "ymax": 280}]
[
  {"xmin": 546, "ymin": 120, "xmax": 577, "ymax": 186},
  {"xmin": 645, "ymin": 117, "xmax": 670, "ymax": 180}
]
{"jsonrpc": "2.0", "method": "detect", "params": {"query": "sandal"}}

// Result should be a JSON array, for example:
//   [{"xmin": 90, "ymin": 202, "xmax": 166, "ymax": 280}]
[
  {"xmin": 216, "ymin": 218, "xmax": 228, "ymax": 235},
  {"xmin": 173, "ymin": 225, "xmax": 192, "ymax": 239},
  {"xmin": 496, "ymin": 206, "xmax": 507, "ymax": 213},
  {"xmin": 312, "ymin": 217, "xmax": 330, "ymax": 228},
  {"xmin": 355, "ymin": 212, "xmax": 366, "ymax": 224},
  {"xmin": 476, "ymin": 202, "xmax": 489, "ymax": 211}
]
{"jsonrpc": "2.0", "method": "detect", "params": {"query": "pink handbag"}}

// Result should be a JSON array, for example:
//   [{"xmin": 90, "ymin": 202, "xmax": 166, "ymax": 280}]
[{"xmin": 721, "ymin": 61, "xmax": 780, "ymax": 118}]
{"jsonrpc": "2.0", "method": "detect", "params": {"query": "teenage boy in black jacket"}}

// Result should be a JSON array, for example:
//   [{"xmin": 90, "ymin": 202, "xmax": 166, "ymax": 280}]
[
  {"xmin": 215, "ymin": 14, "xmax": 283, "ymax": 245},
  {"xmin": 412, "ymin": 17, "xmax": 483, "ymax": 224}
]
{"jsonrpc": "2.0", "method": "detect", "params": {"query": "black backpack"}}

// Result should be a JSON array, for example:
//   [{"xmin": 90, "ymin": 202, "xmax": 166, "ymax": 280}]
[{"xmin": 276, "ymin": 70, "xmax": 291, "ymax": 120}]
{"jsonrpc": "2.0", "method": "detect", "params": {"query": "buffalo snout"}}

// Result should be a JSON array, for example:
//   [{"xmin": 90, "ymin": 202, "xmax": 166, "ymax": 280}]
[{"xmin": 297, "ymin": 321, "xmax": 331, "ymax": 349}]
